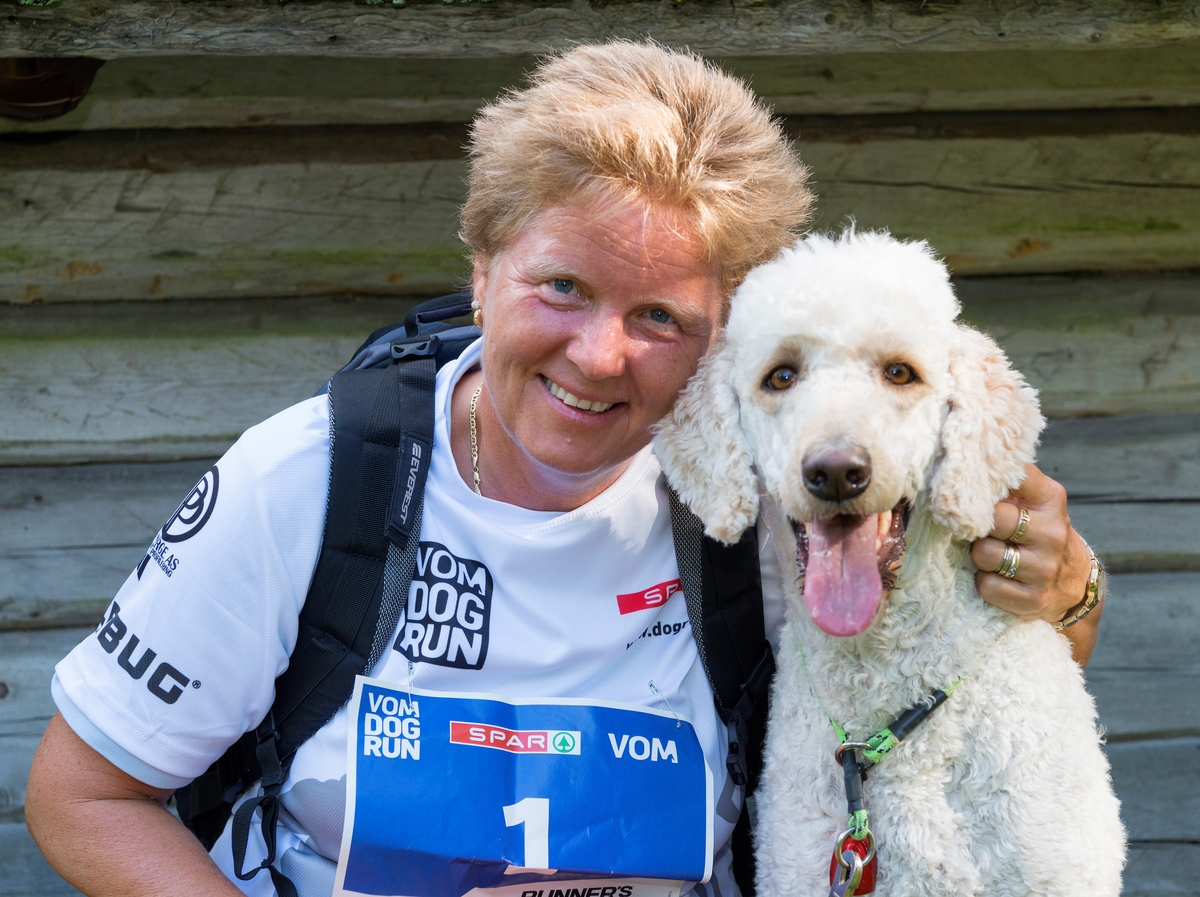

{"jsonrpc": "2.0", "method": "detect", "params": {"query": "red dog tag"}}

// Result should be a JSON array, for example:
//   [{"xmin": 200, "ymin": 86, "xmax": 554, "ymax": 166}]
[{"xmin": 829, "ymin": 836, "xmax": 877, "ymax": 895}]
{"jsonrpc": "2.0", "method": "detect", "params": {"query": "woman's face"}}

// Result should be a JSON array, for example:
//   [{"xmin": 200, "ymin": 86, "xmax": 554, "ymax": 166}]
[{"xmin": 474, "ymin": 197, "xmax": 724, "ymax": 495}]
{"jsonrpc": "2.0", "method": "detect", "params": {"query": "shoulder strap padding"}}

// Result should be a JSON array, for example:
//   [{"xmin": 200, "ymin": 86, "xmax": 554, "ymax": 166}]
[{"xmin": 274, "ymin": 354, "xmax": 436, "ymax": 758}]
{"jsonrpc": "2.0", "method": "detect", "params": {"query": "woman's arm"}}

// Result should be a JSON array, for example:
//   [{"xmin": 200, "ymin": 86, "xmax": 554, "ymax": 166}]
[
  {"xmin": 26, "ymin": 713, "xmax": 243, "ymax": 897},
  {"xmin": 971, "ymin": 464, "xmax": 1103, "ymax": 667}
]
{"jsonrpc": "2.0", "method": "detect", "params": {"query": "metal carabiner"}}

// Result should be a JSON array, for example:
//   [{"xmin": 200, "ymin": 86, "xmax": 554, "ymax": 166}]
[{"xmin": 828, "ymin": 850, "xmax": 864, "ymax": 897}]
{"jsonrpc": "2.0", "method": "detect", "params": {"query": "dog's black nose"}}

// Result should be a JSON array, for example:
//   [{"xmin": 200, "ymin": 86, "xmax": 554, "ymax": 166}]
[{"xmin": 802, "ymin": 446, "xmax": 872, "ymax": 503}]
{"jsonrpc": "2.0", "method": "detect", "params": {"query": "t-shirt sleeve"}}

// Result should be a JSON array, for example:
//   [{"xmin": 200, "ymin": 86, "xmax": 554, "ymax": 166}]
[{"xmin": 53, "ymin": 395, "xmax": 332, "ymax": 785}]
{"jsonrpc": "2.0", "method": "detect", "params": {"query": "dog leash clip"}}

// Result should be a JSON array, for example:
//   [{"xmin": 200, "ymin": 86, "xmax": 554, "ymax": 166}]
[
  {"xmin": 828, "ymin": 850, "xmax": 863, "ymax": 897},
  {"xmin": 829, "ymin": 829, "xmax": 877, "ymax": 896}
]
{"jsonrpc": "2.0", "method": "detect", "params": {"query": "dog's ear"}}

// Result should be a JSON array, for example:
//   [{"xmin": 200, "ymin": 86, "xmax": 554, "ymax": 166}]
[
  {"xmin": 654, "ymin": 341, "xmax": 759, "ymax": 544},
  {"xmin": 929, "ymin": 325, "xmax": 1045, "ymax": 541}
]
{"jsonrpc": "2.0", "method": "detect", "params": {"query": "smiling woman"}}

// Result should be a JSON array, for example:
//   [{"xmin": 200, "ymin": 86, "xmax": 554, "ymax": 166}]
[{"xmin": 26, "ymin": 39, "xmax": 1101, "ymax": 897}]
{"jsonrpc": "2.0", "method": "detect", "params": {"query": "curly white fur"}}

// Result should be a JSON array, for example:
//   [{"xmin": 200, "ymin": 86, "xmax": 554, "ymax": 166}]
[{"xmin": 655, "ymin": 230, "xmax": 1125, "ymax": 896}]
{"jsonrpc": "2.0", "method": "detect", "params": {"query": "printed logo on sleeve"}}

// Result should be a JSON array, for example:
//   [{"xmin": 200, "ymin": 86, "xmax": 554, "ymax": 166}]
[
  {"xmin": 393, "ymin": 542, "xmax": 493, "ymax": 670},
  {"xmin": 94, "ymin": 602, "xmax": 195, "ymax": 704},
  {"xmin": 136, "ymin": 465, "xmax": 219, "ymax": 580},
  {"xmin": 616, "ymin": 579, "xmax": 681, "ymax": 615}
]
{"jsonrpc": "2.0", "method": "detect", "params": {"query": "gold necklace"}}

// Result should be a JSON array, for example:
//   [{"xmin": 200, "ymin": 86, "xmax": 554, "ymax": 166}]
[{"xmin": 469, "ymin": 383, "xmax": 483, "ymax": 496}]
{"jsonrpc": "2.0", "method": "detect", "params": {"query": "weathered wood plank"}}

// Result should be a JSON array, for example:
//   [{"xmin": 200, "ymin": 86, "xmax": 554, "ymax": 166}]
[
  {"xmin": 0, "ymin": 125, "xmax": 469, "ymax": 304},
  {"xmin": 1089, "ymin": 573, "xmax": 1200, "ymax": 741},
  {"xmin": 0, "ymin": 823, "xmax": 81, "ymax": 897},
  {"xmin": 796, "ymin": 111, "xmax": 1200, "ymax": 277},
  {"xmin": 1124, "ymin": 843, "xmax": 1200, "ymax": 897},
  {"xmin": 0, "ymin": 295, "xmax": 422, "ymax": 465},
  {"xmin": 5, "ymin": 449, "xmax": 1194, "ymax": 631},
  {"xmin": 1040, "ymin": 413, "xmax": 1200, "ymax": 503},
  {"xmin": 957, "ymin": 273, "xmax": 1200, "ymax": 419},
  {"xmin": 7, "ymin": 48, "xmax": 1200, "ymax": 135},
  {"xmin": 5, "ymin": 111, "xmax": 1200, "ymax": 302},
  {"xmin": 1071, "ymin": 503, "xmax": 1200, "ymax": 574},
  {"xmin": 1, "ymin": 460, "xmax": 215, "ymax": 630},
  {"xmin": 1108, "ymin": 738, "xmax": 1200, "ymax": 842},
  {"xmin": 5, "ymin": 273, "xmax": 1199, "ymax": 464},
  {"xmin": 5, "ymin": 0, "xmax": 1200, "ymax": 59},
  {"xmin": 0, "ymin": 629, "xmax": 91, "ymax": 819}
]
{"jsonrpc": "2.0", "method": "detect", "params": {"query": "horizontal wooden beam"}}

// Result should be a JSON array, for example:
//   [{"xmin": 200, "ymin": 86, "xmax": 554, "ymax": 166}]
[
  {"xmin": 3, "ymin": 438, "xmax": 1197, "ymax": 634},
  {"xmin": 7, "ymin": 48, "xmax": 1200, "ymax": 135},
  {"xmin": 5, "ymin": 0, "xmax": 1200, "ymax": 60},
  {"xmin": 1040, "ymin": 413, "xmax": 1200, "ymax": 503},
  {"xmin": 4, "ymin": 275, "xmax": 1198, "ymax": 466},
  {"xmin": 956, "ymin": 273, "xmax": 1200, "ymax": 419},
  {"xmin": 1089, "ymin": 573, "xmax": 1200, "ymax": 741},
  {"xmin": 4, "ymin": 109, "xmax": 1200, "ymax": 303}
]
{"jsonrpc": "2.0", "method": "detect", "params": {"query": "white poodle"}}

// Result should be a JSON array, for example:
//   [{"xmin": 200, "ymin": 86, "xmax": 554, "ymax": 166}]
[{"xmin": 655, "ymin": 231, "xmax": 1125, "ymax": 896}]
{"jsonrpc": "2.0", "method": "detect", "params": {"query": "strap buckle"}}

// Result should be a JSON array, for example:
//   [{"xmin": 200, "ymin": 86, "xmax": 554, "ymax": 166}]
[
  {"xmin": 725, "ymin": 712, "xmax": 749, "ymax": 787},
  {"xmin": 391, "ymin": 335, "xmax": 442, "ymax": 361}
]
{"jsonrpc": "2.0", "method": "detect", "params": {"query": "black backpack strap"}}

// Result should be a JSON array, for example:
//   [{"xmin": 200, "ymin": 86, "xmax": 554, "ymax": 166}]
[
  {"xmin": 667, "ymin": 484, "xmax": 774, "ymax": 897},
  {"xmin": 178, "ymin": 293, "xmax": 476, "ymax": 852}
]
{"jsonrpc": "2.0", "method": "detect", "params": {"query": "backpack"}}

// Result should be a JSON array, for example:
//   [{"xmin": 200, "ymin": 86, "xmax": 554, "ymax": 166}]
[{"xmin": 175, "ymin": 292, "xmax": 776, "ymax": 897}]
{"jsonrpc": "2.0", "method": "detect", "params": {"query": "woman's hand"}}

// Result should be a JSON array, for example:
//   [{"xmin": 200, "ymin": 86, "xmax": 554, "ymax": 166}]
[{"xmin": 970, "ymin": 464, "xmax": 1102, "ymax": 666}]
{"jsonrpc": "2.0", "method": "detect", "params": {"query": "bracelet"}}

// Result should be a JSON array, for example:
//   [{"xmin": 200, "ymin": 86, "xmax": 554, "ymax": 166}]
[{"xmin": 1053, "ymin": 546, "xmax": 1103, "ymax": 631}]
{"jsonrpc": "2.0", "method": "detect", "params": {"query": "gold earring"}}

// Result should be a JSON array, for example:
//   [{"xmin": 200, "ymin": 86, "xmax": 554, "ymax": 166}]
[{"xmin": 472, "ymin": 307, "xmax": 483, "ymax": 329}]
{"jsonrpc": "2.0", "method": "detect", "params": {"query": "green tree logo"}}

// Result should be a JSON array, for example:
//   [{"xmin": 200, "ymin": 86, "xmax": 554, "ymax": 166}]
[{"xmin": 552, "ymin": 732, "xmax": 576, "ymax": 753}]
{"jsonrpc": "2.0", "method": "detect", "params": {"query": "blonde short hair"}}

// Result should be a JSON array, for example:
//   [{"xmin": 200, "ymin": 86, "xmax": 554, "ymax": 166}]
[{"xmin": 460, "ymin": 41, "xmax": 813, "ymax": 297}]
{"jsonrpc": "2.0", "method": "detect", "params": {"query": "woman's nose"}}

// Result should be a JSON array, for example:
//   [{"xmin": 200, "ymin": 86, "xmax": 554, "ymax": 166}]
[{"xmin": 565, "ymin": 312, "xmax": 629, "ymax": 380}]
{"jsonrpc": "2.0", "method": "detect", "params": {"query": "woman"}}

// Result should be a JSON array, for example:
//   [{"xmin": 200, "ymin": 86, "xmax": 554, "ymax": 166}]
[{"xmin": 27, "ymin": 42, "xmax": 1101, "ymax": 897}]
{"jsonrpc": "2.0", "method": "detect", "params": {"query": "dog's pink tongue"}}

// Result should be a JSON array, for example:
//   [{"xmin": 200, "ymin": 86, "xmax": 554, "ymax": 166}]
[{"xmin": 804, "ymin": 514, "xmax": 883, "ymax": 637}]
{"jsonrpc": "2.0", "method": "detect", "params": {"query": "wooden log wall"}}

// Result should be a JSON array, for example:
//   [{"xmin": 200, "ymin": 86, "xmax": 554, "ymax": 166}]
[{"xmin": 2, "ymin": 3, "xmax": 1199, "ymax": 893}]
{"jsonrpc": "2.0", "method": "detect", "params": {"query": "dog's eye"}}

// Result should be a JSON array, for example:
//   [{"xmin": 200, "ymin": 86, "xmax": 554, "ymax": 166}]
[
  {"xmin": 764, "ymin": 366, "xmax": 798, "ymax": 391},
  {"xmin": 883, "ymin": 362, "xmax": 917, "ymax": 385}
]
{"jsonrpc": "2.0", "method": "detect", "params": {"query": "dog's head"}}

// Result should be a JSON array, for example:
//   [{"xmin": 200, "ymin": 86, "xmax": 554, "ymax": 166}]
[{"xmin": 654, "ymin": 230, "xmax": 1044, "ymax": 636}]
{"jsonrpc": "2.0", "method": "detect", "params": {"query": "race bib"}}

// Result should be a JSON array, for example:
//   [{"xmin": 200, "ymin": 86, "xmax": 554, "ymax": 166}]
[{"xmin": 334, "ymin": 677, "xmax": 713, "ymax": 897}]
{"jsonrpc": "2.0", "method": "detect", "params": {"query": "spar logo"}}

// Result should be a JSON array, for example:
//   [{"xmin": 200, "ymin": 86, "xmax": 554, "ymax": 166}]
[
  {"xmin": 449, "ymin": 722, "xmax": 582, "ymax": 755},
  {"xmin": 394, "ymin": 542, "xmax": 492, "ymax": 670},
  {"xmin": 616, "ymin": 578, "xmax": 681, "ymax": 615}
]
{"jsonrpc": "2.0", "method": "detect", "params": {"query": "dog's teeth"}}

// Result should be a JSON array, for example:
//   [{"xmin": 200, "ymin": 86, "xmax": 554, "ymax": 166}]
[{"xmin": 876, "ymin": 510, "xmax": 892, "ymax": 551}]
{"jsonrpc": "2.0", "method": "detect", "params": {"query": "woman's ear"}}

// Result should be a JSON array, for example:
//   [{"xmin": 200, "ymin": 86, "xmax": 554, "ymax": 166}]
[
  {"xmin": 929, "ymin": 325, "xmax": 1045, "ymax": 541},
  {"xmin": 653, "ymin": 341, "xmax": 760, "ymax": 544}
]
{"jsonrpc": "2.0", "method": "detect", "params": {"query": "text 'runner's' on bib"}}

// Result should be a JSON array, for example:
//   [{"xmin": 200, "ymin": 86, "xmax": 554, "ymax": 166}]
[{"xmin": 335, "ymin": 678, "xmax": 713, "ymax": 897}]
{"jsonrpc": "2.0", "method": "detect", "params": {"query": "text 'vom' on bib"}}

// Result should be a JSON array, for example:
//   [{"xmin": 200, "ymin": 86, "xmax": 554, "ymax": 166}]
[{"xmin": 334, "ymin": 678, "xmax": 714, "ymax": 897}]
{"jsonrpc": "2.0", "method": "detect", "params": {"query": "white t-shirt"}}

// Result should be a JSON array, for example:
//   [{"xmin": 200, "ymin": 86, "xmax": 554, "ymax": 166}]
[{"xmin": 54, "ymin": 341, "xmax": 788, "ymax": 897}]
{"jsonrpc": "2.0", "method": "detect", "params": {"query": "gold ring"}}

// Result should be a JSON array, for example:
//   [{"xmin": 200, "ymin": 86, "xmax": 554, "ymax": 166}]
[
  {"xmin": 996, "ymin": 545, "xmax": 1020, "ymax": 579},
  {"xmin": 1009, "ymin": 506, "xmax": 1031, "ymax": 544}
]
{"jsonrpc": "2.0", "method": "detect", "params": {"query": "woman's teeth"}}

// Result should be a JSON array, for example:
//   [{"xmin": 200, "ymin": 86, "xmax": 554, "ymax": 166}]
[{"xmin": 543, "ymin": 377, "xmax": 614, "ymax": 414}]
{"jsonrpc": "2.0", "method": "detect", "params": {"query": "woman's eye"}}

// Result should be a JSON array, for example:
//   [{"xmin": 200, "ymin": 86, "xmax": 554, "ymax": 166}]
[
  {"xmin": 764, "ymin": 366, "xmax": 798, "ymax": 391},
  {"xmin": 552, "ymin": 279, "xmax": 575, "ymax": 294},
  {"xmin": 647, "ymin": 308, "xmax": 672, "ymax": 325},
  {"xmin": 883, "ymin": 362, "xmax": 917, "ymax": 385}
]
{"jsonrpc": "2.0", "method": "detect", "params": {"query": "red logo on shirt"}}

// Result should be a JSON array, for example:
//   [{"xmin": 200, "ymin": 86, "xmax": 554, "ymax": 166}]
[
  {"xmin": 616, "ymin": 579, "xmax": 682, "ymax": 615},
  {"xmin": 449, "ymin": 722, "xmax": 581, "ymax": 754}
]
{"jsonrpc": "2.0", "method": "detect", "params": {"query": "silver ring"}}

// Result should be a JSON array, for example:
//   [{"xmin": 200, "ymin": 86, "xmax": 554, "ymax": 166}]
[
  {"xmin": 834, "ymin": 742, "xmax": 872, "ymax": 763},
  {"xmin": 996, "ymin": 545, "xmax": 1020, "ymax": 579},
  {"xmin": 1009, "ymin": 507, "xmax": 1031, "ymax": 544},
  {"xmin": 833, "ymin": 829, "xmax": 877, "ymax": 868}
]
